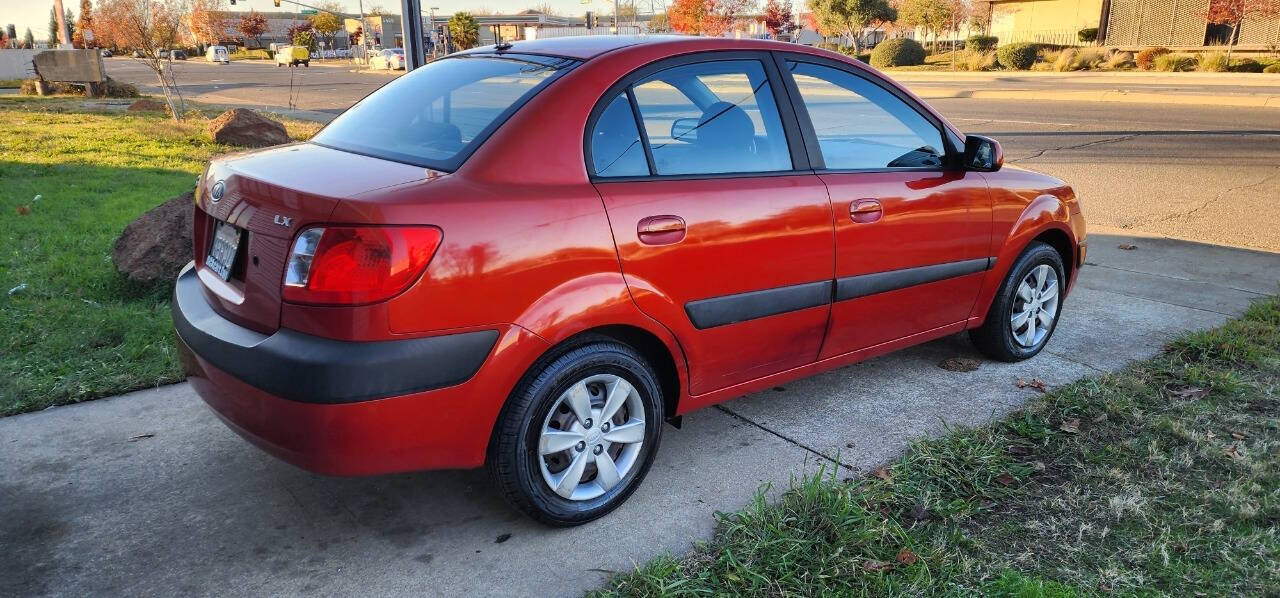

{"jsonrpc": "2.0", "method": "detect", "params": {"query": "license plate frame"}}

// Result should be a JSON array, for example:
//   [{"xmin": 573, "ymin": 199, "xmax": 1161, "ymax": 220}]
[{"xmin": 205, "ymin": 220, "xmax": 243, "ymax": 281}]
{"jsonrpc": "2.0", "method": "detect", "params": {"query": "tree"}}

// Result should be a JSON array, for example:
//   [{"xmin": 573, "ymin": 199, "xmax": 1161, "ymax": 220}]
[
  {"xmin": 310, "ymin": 2, "xmax": 344, "ymax": 49},
  {"xmin": 50, "ymin": 6, "xmax": 76, "ymax": 47},
  {"xmin": 528, "ymin": 2, "xmax": 560, "ymax": 15},
  {"xmin": 188, "ymin": 0, "xmax": 228, "ymax": 50},
  {"xmin": 896, "ymin": 0, "xmax": 953, "ymax": 49},
  {"xmin": 669, "ymin": 0, "xmax": 756, "ymax": 36},
  {"xmin": 73, "ymin": 0, "xmax": 94, "ymax": 47},
  {"xmin": 287, "ymin": 21, "xmax": 314, "ymax": 51},
  {"xmin": 448, "ymin": 12, "xmax": 478, "ymax": 50},
  {"xmin": 761, "ymin": 0, "xmax": 796, "ymax": 37},
  {"xmin": 237, "ymin": 10, "xmax": 268, "ymax": 49},
  {"xmin": 96, "ymin": 0, "xmax": 189, "ymax": 119},
  {"xmin": 648, "ymin": 12, "xmax": 672, "ymax": 32},
  {"xmin": 24, "ymin": 27, "xmax": 35, "ymax": 49},
  {"xmin": 1201, "ymin": 0, "xmax": 1280, "ymax": 64},
  {"xmin": 807, "ymin": 0, "xmax": 894, "ymax": 53}
]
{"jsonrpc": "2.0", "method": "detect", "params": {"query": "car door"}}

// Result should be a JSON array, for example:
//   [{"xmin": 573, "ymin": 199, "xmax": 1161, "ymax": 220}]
[
  {"xmin": 775, "ymin": 54, "xmax": 992, "ymax": 359},
  {"xmin": 588, "ymin": 53, "xmax": 836, "ymax": 398}
]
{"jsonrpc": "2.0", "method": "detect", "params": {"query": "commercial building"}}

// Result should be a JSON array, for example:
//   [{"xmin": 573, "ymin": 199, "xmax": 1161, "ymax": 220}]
[{"xmin": 976, "ymin": 0, "xmax": 1280, "ymax": 49}]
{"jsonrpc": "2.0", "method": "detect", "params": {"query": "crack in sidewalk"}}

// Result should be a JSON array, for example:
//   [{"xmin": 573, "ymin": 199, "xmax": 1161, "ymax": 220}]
[{"xmin": 715, "ymin": 405, "xmax": 856, "ymax": 471}]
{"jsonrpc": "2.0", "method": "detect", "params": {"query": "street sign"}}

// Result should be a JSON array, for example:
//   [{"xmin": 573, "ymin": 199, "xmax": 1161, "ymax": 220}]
[{"xmin": 301, "ymin": 8, "xmax": 317, "ymax": 14}]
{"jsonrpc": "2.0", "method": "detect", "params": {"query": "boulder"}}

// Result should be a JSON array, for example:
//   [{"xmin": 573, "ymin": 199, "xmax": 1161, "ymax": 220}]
[
  {"xmin": 207, "ymin": 108, "xmax": 288, "ymax": 148},
  {"xmin": 112, "ymin": 190, "xmax": 194, "ymax": 285},
  {"xmin": 127, "ymin": 98, "xmax": 167, "ymax": 112}
]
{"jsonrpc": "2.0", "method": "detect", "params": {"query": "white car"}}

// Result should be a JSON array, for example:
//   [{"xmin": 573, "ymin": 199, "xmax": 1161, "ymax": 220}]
[
  {"xmin": 206, "ymin": 45, "xmax": 229, "ymax": 63},
  {"xmin": 369, "ymin": 48, "xmax": 405, "ymax": 70}
]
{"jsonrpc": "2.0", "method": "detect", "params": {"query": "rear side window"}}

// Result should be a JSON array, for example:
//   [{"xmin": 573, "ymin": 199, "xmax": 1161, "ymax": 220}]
[
  {"xmin": 589, "ymin": 93, "xmax": 649, "ymax": 177},
  {"xmin": 313, "ymin": 54, "xmax": 576, "ymax": 171},
  {"xmin": 785, "ymin": 61, "xmax": 944, "ymax": 170}
]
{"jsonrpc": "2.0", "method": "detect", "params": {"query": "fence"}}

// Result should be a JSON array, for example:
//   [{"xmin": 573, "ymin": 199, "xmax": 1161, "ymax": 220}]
[
  {"xmin": 997, "ymin": 28, "xmax": 1090, "ymax": 46},
  {"xmin": 533, "ymin": 26, "xmax": 643, "ymax": 39},
  {"xmin": 1104, "ymin": 0, "xmax": 1280, "ymax": 48}
]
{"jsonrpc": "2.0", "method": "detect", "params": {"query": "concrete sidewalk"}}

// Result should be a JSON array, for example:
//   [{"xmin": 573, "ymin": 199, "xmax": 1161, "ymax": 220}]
[{"xmin": 2, "ymin": 229, "xmax": 1277, "ymax": 597}]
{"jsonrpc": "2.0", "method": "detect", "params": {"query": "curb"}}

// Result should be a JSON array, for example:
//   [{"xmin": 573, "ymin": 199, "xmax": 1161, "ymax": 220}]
[{"xmin": 910, "ymin": 87, "xmax": 1280, "ymax": 109}]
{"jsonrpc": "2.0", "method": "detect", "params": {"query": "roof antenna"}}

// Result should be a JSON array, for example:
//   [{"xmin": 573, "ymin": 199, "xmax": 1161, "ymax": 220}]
[{"xmin": 495, "ymin": 41, "xmax": 513, "ymax": 52}]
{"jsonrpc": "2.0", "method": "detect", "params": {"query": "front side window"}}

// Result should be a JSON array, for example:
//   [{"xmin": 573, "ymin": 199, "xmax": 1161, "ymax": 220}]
[
  {"xmin": 785, "ymin": 61, "xmax": 945, "ymax": 170},
  {"xmin": 313, "ymin": 54, "xmax": 575, "ymax": 170},
  {"xmin": 628, "ymin": 60, "xmax": 792, "ymax": 176}
]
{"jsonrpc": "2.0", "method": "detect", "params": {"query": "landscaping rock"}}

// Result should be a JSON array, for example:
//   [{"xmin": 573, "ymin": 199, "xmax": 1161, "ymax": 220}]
[
  {"xmin": 207, "ymin": 108, "xmax": 288, "ymax": 148},
  {"xmin": 112, "ymin": 190, "xmax": 194, "ymax": 285},
  {"xmin": 127, "ymin": 98, "xmax": 167, "ymax": 112}
]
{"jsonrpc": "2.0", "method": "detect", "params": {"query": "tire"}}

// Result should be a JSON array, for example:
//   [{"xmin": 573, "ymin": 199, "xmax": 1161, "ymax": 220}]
[
  {"xmin": 970, "ymin": 241, "xmax": 1066, "ymax": 362},
  {"xmin": 487, "ymin": 339, "xmax": 664, "ymax": 526}
]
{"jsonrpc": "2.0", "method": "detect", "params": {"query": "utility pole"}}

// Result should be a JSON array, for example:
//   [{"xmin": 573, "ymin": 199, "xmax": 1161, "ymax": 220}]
[
  {"xmin": 53, "ymin": 0, "xmax": 73, "ymax": 49},
  {"xmin": 399, "ymin": 0, "xmax": 426, "ymax": 71}
]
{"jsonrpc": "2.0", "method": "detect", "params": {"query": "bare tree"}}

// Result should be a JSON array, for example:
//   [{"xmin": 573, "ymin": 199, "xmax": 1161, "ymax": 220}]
[{"xmin": 97, "ymin": 0, "xmax": 191, "ymax": 120}]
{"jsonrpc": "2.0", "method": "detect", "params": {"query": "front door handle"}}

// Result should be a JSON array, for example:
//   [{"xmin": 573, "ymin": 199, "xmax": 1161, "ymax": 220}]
[
  {"xmin": 637, "ymin": 215, "xmax": 686, "ymax": 245},
  {"xmin": 849, "ymin": 199, "xmax": 883, "ymax": 224}
]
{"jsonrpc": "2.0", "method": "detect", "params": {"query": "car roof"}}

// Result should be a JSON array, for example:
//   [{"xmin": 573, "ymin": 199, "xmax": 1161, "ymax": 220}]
[{"xmin": 459, "ymin": 34, "xmax": 809, "ymax": 61}]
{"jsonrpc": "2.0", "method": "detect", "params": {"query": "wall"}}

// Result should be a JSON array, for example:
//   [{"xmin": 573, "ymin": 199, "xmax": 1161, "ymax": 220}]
[
  {"xmin": 988, "ymin": 0, "xmax": 1105, "ymax": 45},
  {"xmin": 0, "ymin": 49, "xmax": 38, "ymax": 80}
]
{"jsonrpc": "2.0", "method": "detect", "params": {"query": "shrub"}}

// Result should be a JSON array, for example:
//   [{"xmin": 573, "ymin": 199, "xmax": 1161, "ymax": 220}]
[
  {"xmin": 1050, "ymin": 47, "xmax": 1106, "ymax": 71},
  {"xmin": 102, "ymin": 78, "xmax": 139, "ymax": 98},
  {"xmin": 1264, "ymin": 63, "xmax": 1280, "ymax": 73},
  {"xmin": 1197, "ymin": 51, "xmax": 1229, "ymax": 72},
  {"xmin": 1136, "ymin": 46, "xmax": 1171, "ymax": 70},
  {"xmin": 1229, "ymin": 58, "xmax": 1264, "ymax": 73},
  {"xmin": 996, "ymin": 42, "xmax": 1039, "ymax": 70},
  {"xmin": 966, "ymin": 35, "xmax": 998, "ymax": 52},
  {"xmin": 1153, "ymin": 54, "xmax": 1196, "ymax": 72},
  {"xmin": 1078, "ymin": 27, "xmax": 1099, "ymax": 43},
  {"xmin": 963, "ymin": 50, "xmax": 997, "ymax": 71},
  {"xmin": 870, "ymin": 38, "xmax": 926, "ymax": 68},
  {"xmin": 1105, "ymin": 50, "xmax": 1135, "ymax": 69}
]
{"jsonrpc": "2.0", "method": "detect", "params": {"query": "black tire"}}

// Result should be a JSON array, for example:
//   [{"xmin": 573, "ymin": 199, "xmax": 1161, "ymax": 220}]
[
  {"xmin": 487, "ymin": 339, "xmax": 664, "ymax": 527},
  {"xmin": 970, "ymin": 241, "xmax": 1066, "ymax": 362}
]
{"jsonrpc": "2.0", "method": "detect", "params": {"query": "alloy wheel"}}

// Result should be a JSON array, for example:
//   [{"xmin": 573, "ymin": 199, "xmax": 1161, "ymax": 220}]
[
  {"xmin": 1010, "ymin": 264, "xmax": 1059, "ymax": 348},
  {"xmin": 537, "ymin": 374, "xmax": 646, "ymax": 501}
]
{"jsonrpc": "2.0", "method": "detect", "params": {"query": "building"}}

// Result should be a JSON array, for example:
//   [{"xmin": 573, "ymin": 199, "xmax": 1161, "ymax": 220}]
[
  {"xmin": 211, "ymin": 11, "xmax": 352, "ymax": 49},
  {"xmin": 975, "ymin": 0, "xmax": 1280, "ymax": 49}
]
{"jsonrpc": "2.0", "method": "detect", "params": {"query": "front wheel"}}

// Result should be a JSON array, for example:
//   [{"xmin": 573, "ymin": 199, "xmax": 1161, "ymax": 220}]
[
  {"xmin": 488, "ymin": 341, "xmax": 664, "ymax": 526},
  {"xmin": 970, "ymin": 241, "xmax": 1065, "ymax": 362}
]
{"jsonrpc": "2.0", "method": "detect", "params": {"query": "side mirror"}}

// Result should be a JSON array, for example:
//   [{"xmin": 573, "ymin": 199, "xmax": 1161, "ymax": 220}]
[
  {"xmin": 964, "ymin": 135, "xmax": 1003, "ymax": 172},
  {"xmin": 670, "ymin": 117, "xmax": 699, "ymax": 142}
]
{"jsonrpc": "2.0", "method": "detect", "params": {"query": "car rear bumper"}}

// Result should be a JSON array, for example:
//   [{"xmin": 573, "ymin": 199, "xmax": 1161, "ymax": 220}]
[{"xmin": 172, "ymin": 261, "xmax": 541, "ymax": 475}]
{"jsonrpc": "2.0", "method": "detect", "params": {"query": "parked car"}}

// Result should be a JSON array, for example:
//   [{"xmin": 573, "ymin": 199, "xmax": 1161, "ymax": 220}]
[
  {"xmin": 369, "ymin": 48, "xmax": 405, "ymax": 70},
  {"xmin": 206, "ymin": 45, "xmax": 229, "ymax": 64},
  {"xmin": 174, "ymin": 36, "xmax": 1086, "ymax": 527},
  {"xmin": 171, "ymin": 49, "xmax": 187, "ymax": 60},
  {"xmin": 275, "ymin": 45, "xmax": 310, "ymax": 67},
  {"xmin": 132, "ymin": 49, "xmax": 144, "ymax": 58},
  {"xmin": 100, "ymin": 49, "xmax": 113, "ymax": 57}
]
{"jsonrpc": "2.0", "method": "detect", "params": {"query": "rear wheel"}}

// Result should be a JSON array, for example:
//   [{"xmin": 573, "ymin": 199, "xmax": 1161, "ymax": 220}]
[
  {"xmin": 970, "ymin": 241, "xmax": 1065, "ymax": 362},
  {"xmin": 488, "ymin": 340, "xmax": 664, "ymax": 526}
]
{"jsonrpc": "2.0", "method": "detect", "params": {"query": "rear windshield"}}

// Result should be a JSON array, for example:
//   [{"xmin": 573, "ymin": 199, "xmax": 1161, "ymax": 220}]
[{"xmin": 312, "ymin": 54, "xmax": 577, "ymax": 171}]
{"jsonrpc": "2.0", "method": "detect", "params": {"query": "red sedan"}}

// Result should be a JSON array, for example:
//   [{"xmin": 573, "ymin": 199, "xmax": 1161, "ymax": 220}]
[{"xmin": 174, "ymin": 36, "xmax": 1085, "ymax": 526}]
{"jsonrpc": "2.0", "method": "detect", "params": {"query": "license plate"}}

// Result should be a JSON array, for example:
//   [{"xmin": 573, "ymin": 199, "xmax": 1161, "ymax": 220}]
[{"xmin": 205, "ymin": 220, "xmax": 242, "ymax": 281}]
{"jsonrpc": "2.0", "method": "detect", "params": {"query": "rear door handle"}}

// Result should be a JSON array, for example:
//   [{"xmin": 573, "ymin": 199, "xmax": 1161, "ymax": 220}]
[
  {"xmin": 637, "ymin": 215, "xmax": 686, "ymax": 245},
  {"xmin": 849, "ymin": 199, "xmax": 883, "ymax": 224}
]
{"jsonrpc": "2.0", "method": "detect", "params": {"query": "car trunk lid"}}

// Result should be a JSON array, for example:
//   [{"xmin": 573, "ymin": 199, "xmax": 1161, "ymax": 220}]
[{"xmin": 194, "ymin": 143, "xmax": 430, "ymax": 334}]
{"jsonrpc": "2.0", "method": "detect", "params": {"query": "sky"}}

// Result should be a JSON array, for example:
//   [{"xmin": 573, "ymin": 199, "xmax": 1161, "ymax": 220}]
[{"xmin": 4, "ymin": 0, "xmax": 663, "ymax": 42}]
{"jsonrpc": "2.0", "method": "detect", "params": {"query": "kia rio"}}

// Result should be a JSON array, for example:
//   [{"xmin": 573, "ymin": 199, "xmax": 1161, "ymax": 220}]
[{"xmin": 173, "ymin": 36, "xmax": 1085, "ymax": 526}]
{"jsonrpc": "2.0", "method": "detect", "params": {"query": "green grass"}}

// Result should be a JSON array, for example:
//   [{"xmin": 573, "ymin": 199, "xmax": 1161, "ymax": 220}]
[
  {"xmin": 595, "ymin": 296, "xmax": 1280, "ymax": 596},
  {"xmin": 0, "ymin": 97, "xmax": 321, "ymax": 415},
  {"xmin": 0, "ymin": 79, "xmax": 24, "ymax": 89}
]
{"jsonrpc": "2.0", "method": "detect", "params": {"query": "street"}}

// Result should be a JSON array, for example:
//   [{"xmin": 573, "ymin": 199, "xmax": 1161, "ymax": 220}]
[{"xmin": 3, "ymin": 60, "xmax": 1277, "ymax": 596}]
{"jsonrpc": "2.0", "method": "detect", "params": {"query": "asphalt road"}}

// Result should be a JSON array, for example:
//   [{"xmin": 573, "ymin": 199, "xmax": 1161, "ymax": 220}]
[{"xmin": 105, "ymin": 57, "xmax": 1280, "ymax": 251}]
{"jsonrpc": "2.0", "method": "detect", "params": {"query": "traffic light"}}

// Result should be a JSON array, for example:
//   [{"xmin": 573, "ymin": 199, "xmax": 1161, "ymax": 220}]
[
  {"xmin": 585, "ymin": 11, "xmax": 595, "ymax": 29},
  {"xmin": 274, "ymin": 0, "xmax": 281, "ymax": 6}
]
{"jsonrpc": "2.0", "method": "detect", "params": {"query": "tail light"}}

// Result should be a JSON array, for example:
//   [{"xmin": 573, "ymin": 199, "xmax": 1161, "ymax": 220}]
[{"xmin": 283, "ymin": 226, "xmax": 442, "ymax": 306}]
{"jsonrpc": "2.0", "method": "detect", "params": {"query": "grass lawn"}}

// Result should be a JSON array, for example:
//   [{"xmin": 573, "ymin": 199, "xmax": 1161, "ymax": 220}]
[
  {"xmin": 0, "ymin": 97, "xmax": 321, "ymax": 415},
  {"xmin": 0, "ymin": 79, "xmax": 23, "ymax": 89},
  {"xmin": 596, "ymin": 297, "xmax": 1279, "ymax": 596}
]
